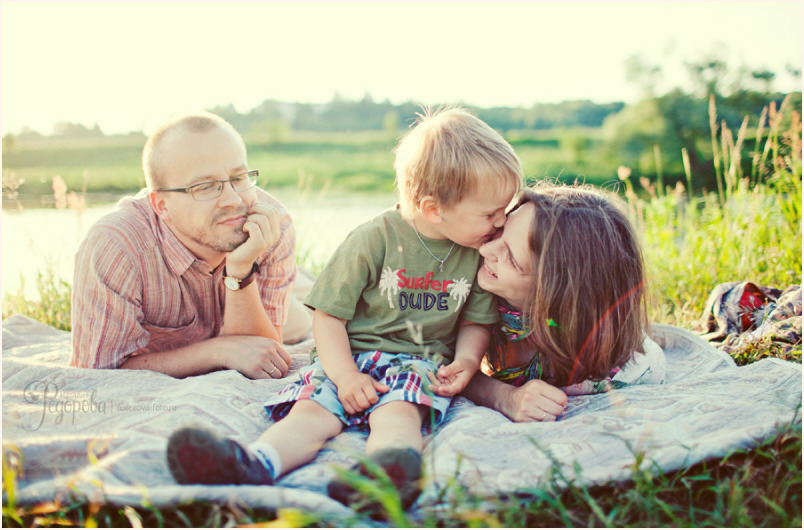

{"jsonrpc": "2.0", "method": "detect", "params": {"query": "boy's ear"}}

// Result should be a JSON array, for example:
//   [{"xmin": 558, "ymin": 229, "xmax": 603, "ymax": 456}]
[
  {"xmin": 418, "ymin": 196, "xmax": 444, "ymax": 224},
  {"xmin": 149, "ymin": 190, "xmax": 171, "ymax": 222}
]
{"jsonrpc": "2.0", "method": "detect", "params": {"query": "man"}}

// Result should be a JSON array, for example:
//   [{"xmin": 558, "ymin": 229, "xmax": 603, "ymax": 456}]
[{"xmin": 70, "ymin": 112, "xmax": 311, "ymax": 378}]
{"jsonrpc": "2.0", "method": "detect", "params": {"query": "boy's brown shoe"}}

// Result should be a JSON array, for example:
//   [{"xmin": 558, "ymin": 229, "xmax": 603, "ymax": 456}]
[
  {"xmin": 166, "ymin": 425, "xmax": 275, "ymax": 486},
  {"xmin": 327, "ymin": 447, "xmax": 422, "ymax": 513}
]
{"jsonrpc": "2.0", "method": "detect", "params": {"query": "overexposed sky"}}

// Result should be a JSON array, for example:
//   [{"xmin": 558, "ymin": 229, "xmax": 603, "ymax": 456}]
[{"xmin": 2, "ymin": 1, "xmax": 801, "ymax": 135}]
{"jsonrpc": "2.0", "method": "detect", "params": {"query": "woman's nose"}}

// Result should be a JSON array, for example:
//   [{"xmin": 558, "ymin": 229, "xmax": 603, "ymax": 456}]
[{"xmin": 479, "ymin": 239, "xmax": 498, "ymax": 260}]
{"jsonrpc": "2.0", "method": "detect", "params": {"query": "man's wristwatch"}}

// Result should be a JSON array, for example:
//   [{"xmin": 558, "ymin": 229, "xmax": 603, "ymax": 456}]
[{"xmin": 223, "ymin": 262, "xmax": 260, "ymax": 291}]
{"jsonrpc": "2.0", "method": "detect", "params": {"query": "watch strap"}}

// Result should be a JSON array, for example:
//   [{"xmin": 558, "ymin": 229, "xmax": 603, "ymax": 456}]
[{"xmin": 223, "ymin": 262, "xmax": 260, "ymax": 290}]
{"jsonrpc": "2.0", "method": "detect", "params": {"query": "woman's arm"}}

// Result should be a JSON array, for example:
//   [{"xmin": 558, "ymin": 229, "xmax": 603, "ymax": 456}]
[{"xmin": 461, "ymin": 371, "xmax": 568, "ymax": 422}]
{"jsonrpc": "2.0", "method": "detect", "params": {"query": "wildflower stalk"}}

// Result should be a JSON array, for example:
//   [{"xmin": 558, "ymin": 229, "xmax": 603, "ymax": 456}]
[
  {"xmin": 709, "ymin": 95, "xmax": 726, "ymax": 207},
  {"xmin": 653, "ymin": 144, "xmax": 664, "ymax": 197},
  {"xmin": 751, "ymin": 106, "xmax": 767, "ymax": 186},
  {"xmin": 681, "ymin": 148, "xmax": 693, "ymax": 204}
]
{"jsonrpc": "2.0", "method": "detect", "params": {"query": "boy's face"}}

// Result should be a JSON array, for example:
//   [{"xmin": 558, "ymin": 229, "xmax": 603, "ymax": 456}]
[{"xmin": 435, "ymin": 180, "xmax": 517, "ymax": 249}]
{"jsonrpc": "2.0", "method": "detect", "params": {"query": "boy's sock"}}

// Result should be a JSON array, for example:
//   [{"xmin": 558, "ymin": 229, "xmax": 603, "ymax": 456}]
[{"xmin": 248, "ymin": 441, "xmax": 282, "ymax": 480}]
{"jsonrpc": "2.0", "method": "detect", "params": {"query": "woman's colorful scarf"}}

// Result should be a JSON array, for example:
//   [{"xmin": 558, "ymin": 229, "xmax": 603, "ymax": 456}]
[
  {"xmin": 493, "ymin": 301, "xmax": 544, "ymax": 386},
  {"xmin": 490, "ymin": 301, "xmax": 623, "ymax": 393},
  {"xmin": 491, "ymin": 352, "xmax": 544, "ymax": 387},
  {"xmin": 499, "ymin": 301, "xmax": 529, "ymax": 342}
]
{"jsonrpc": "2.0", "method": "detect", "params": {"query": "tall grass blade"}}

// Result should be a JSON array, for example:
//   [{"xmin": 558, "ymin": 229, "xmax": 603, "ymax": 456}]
[{"xmin": 709, "ymin": 95, "xmax": 726, "ymax": 206}]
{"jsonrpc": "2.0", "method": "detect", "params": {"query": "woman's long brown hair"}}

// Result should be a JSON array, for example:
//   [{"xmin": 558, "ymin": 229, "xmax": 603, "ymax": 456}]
[{"xmin": 488, "ymin": 182, "xmax": 649, "ymax": 386}]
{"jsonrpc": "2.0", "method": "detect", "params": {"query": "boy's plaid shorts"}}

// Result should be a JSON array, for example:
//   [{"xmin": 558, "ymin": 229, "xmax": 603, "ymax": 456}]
[{"xmin": 264, "ymin": 351, "xmax": 452, "ymax": 429}]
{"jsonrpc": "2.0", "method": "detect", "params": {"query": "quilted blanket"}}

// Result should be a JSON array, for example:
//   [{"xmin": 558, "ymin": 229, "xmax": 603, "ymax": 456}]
[{"xmin": 2, "ymin": 315, "xmax": 801, "ymax": 522}]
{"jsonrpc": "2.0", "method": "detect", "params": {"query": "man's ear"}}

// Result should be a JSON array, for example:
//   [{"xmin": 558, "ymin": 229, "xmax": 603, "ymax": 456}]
[
  {"xmin": 149, "ymin": 190, "xmax": 170, "ymax": 222},
  {"xmin": 418, "ymin": 196, "xmax": 444, "ymax": 224}
]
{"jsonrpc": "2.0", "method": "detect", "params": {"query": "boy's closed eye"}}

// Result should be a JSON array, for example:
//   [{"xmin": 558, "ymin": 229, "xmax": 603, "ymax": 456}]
[{"xmin": 484, "ymin": 207, "xmax": 505, "ymax": 219}]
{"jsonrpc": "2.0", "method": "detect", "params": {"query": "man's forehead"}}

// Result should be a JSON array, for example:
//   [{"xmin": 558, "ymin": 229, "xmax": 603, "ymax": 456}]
[
  {"xmin": 184, "ymin": 164, "xmax": 248, "ymax": 184},
  {"xmin": 154, "ymin": 126, "xmax": 247, "ymax": 184},
  {"xmin": 162, "ymin": 125, "xmax": 245, "ymax": 153}
]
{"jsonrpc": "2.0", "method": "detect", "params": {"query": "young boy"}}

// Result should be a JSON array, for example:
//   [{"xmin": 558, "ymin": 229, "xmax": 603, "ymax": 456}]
[{"xmin": 166, "ymin": 107, "xmax": 523, "ymax": 508}]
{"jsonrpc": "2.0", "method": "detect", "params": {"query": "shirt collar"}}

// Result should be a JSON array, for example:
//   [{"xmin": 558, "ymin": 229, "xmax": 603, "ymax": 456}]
[
  {"xmin": 156, "ymin": 215, "xmax": 201, "ymax": 276},
  {"xmin": 131, "ymin": 191, "xmax": 210, "ymax": 277}
]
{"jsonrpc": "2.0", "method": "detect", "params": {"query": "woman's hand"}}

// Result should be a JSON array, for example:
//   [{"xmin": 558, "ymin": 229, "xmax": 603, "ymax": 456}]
[
  {"xmin": 505, "ymin": 379, "xmax": 568, "ymax": 422},
  {"xmin": 336, "ymin": 372, "xmax": 390, "ymax": 415}
]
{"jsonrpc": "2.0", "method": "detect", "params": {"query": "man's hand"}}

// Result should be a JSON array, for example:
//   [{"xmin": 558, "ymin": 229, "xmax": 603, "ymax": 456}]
[
  {"xmin": 505, "ymin": 379, "xmax": 568, "ymax": 422},
  {"xmin": 222, "ymin": 335, "xmax": 292, "ymax": 379},
  {"xmin": 226, "ymin": 202, "xmax": 282, "ymax": 274},
  {"xmin": 336, "ymin": 372, "xmax": 390, "ymax": 414},
  {"xmin": 431, "ymin": 357, "xmax": 479, "ymax": 396}
]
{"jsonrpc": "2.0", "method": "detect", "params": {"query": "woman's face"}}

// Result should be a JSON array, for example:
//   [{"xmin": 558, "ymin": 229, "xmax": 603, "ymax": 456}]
[{"xmin": 477, "ymin": 202, "xmax": 535, "ymax": 310}]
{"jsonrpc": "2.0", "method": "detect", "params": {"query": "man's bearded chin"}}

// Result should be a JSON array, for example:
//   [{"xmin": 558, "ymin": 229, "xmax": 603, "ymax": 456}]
[
  {"xmin": 196, "ymin": 224, "xmax": 249, "ymax": 253},
  {"xmin": 220, "ymin": 228, "xmax": 249, "ymax": 252},
  {"xmin": 210, "ymin": 208, "xmax": 250, "ymax": 252}
]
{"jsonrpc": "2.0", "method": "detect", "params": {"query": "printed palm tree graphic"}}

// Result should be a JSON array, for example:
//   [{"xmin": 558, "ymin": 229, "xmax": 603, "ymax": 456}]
[
  {"xmin": 379, "ymin": 266, "xmax": 400, "ymax": 308},
  {"xmin": 447, "ymin": 277, "xmax": 470, "ymax": 312}
]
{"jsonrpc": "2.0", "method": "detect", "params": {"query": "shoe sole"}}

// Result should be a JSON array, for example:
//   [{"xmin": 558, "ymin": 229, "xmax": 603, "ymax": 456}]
[
  {"xmin": 328, "ymin": 448, "xmax": 422, "ymax": 512},
  {"xmin": 167, "ymin": 426, "xmax": 242, "ymax": 485}
]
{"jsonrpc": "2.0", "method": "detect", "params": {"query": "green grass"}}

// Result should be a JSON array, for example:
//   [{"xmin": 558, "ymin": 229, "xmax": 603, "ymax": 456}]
[
  {"xmin": 2, "ymin": 128, "xmax": 619, "ymax": 200},
  {"xmin": 3, "ymin": 422, "xmax": 800, "ymax": 527},
  {"xmin": 2, "ymin": 101, "xmax": 801, "ymax": 527}
]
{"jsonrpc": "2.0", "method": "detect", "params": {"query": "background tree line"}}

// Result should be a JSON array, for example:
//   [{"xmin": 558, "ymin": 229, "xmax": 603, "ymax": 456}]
[
  {"xmin": 7, "ymin": 97, "xmax": 627, "ymax": 140},
  {"xmin": 3, "ymin": 55, "xmax": 800, "ymax": 195}
]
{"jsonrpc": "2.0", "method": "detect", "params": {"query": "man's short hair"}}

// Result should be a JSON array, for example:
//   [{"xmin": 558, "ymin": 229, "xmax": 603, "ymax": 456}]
[
  {"xmin": 142, "ymin": 112, "xmax": 245, "ymax": 189},
  {"xmin": 394, "ymin": 107, "xmax": 523, "ymax": 218}
]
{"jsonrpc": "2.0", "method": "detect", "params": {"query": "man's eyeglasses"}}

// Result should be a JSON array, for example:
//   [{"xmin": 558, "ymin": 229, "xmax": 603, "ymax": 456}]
[{"xmin": 157, "ymin": 170, "xmax": 259, "ymax": 201}]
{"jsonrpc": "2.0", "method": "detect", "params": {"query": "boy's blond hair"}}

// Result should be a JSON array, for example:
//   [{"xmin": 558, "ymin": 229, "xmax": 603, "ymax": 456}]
[
  {"xmin": 142, "ymin": 112, "xmax": 245, "ymax": 189},
  {"xmin": 394, "ymin": 107, "xmax": 523, "ymax": 218}
]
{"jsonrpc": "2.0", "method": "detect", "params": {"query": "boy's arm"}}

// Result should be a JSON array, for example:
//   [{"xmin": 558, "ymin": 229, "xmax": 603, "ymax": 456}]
[
  {"xmin": 313, "ymin": 309, "xmax": 389, "ymax": 414},
  {"xmin": 430, "ymin": 321, "xmax": 490, "ymax": 396}
]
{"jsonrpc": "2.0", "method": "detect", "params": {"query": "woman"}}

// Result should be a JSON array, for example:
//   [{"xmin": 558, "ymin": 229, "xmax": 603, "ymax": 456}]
[{"xmin": 434, "ymin": 183, "xmax": 665, "ymax": 422}]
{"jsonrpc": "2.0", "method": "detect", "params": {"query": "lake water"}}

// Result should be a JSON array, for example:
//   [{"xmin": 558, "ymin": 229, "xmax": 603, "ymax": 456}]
[{"xmin": 1, "ymin": 190, "xmax": 397, "ymax": 301}]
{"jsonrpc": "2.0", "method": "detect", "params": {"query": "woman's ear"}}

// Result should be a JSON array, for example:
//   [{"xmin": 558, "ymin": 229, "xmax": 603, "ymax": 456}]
[{"xmin": 419, "ymin": 196, "xmax": 444, "ymax": 224}]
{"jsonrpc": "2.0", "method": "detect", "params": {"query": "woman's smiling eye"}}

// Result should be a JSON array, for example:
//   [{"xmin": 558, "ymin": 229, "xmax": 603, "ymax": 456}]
[{"xmin": 506, "ymin": 248, "xmax": 523, "ymax": 272}]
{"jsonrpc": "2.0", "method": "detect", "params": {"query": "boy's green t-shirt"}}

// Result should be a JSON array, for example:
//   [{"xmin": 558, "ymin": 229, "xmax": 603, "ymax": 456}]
[{"xmin": 305, "ymin": 206, "xmax": 499, "ymax": 362}]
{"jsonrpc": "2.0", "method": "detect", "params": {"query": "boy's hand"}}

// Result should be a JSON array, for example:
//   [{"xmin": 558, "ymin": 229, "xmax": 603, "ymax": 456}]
[
  {"xmin": 336, "ymin": 373, "xmax": 391, "ymax": 414},
  {"xmin": 431, "ymin": 358, "xmax": 478, "ymax": 397}
]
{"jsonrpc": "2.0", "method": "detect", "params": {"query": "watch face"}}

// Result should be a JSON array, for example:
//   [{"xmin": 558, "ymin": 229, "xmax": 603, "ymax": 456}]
[{"xmin": 224, "ymin": 276, "xmax": 240, "ymax": 290}]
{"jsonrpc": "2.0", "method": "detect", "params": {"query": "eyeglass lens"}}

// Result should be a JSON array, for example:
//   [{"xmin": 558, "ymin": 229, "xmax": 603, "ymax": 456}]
[{"xmin": 192, "ymin": 172, "xmax": 257, "ymax": 200}]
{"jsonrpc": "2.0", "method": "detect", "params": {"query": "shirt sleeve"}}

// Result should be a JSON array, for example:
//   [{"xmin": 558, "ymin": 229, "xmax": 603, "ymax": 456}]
[
  {"xmin": 255, "ymin": 196, "xmax": 297, "ymax": 328},
  {"xmin": 459, "ymin": 280, "xmax": 500, "ymax": 325},
  {"xmin": 70, "ymin": 227, "xmax": 150, "ymax": 369},
  {"xmin": 304, "ymin": 222, "xmax": 375, "ymax": 320}
]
